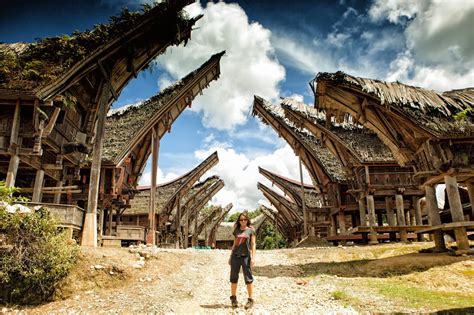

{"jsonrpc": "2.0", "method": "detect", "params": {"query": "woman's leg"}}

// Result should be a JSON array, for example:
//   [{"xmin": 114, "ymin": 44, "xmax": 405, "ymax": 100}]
[
  {"xmin": 231, "ymin": 282, "xmax": 237, "ymax": 296},
  {"xmin": 230, "ymin": 255, "xmax": 240, "ymax": 296},
  {"xmin": 246, "ymin": 282, "xmax": 253, "ymax": 298},
  {"xmin": 242, "ymin": 256, "xmax": 254, "ymax": 298}
]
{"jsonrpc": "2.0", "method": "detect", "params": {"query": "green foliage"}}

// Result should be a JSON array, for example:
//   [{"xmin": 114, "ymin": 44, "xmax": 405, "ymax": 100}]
[
  {"xmin": 256, "ymin": 222, "xmax": 287, "ymax": 249},
  {"xmin": 453, "ymin": 107, "xmax": 473, "ymax": 121},
  {"xmin": 226, "ymin": 208, "xmax": 262, "ymax": 222},
  {"xmin": 0, "ymin": 182, "xmax": 79, "ymax": 305}
]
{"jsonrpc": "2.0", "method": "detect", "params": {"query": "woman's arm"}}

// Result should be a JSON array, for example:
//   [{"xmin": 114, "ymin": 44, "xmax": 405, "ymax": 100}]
[
  {"xmin": 228, "ymin": 237, "xmax": 237, "ymax": 265},
  {"xmin": 250, "ymin": 234, "xmax": 256, "ymax": 267}
]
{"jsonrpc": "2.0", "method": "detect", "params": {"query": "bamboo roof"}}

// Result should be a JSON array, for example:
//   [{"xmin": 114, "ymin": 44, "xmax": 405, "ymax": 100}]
[
  {"xmin": 313, "ymin": 72, "xmax": 474, "ymax": 137},
  {"xmin": 103, "ymin": 52, "xmax": 225, "ymax": 163},
  {"xmin": 253, "ymin": 96, "xmax": 347, "ymax": 183},
  {"xmin": 258, "ymin": 167, "xmax": 324, "ymax": 209},
  {"xmin": 281, "ymin": 97, "xmax": 394, "ymax": 163},
  {"xmin": 126, "ymin": 152, "xmax": 219, "ymax": 215},
  {"xmin": 0, "ymin": 1, "xmax": 196, "ymax": 94}
]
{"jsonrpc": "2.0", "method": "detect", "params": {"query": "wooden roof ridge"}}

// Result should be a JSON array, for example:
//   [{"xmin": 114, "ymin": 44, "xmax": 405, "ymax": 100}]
[
  {"xmin": 257, "ymin": 182, "xmax": 302, "ymax": 227},
  {"xmin": 252, "ymin": 213, "xmax": 268, "ymax": 231},
  {"xmin": 161, "ymin": 151, "xmax": 219, "ymax": 215},
  {"xmin": 258, "ymin": 166, "xmax": 323, "ymax": 209},
  {"xmin": 30, "ymin": 1, "xmax": 197, "ymax": 98},
  {"xmin": 259, "ymin": 204, "xmax": 288, "ymax": 237},
  {"xmin": 103, "ymin": 51, "xmax": 225, "ymax": 164},
  {"xmin": 281, "ymin": 97, "xmax": 395, "ymax": 164},
  {"xmin": 181, "ymin": 176, "xmax": 222, "ymax": 223},
  {"xmin": 191, "ymin": 180, "xmax": 225, "ymax": 234},
  {"xmin": 252, "ymin": 95, "xmax": 347, "ymax": 186},
  {"xmin": 312, "ymin": 72, "xmax": 474, "ymax": 139},
  {"xmin": 203, "ymin": 203, "xmax": 233, "ymax": 241}
]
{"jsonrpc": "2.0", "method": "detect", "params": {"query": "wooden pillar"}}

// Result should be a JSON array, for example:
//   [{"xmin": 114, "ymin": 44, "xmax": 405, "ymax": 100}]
[
  {"xmin": 337, "ymin": 211, "xmax": 346, "ymax": 234},
  {"xmin": 175, "ymin": 199, "xmax": 182, "ymax": 249},
  {"xmin": 395, "ymin": 194, "xmax": 408, "ymax": 242},
  {"xmin": 147, "ymin": 127, "xmax": 159, "ymax": 246},
  {"xmin": 53, "ymin": 180, "xmax": 63, "ymax": 204},
  {"xmin": 32, "ymin": 169, "xmax": 45, "ymax": 203},
  {"xmin": 366, "ymin": 195, "xmax": 378, "ymax": 244},
  {"xmin": 183, "ymin": 208, "xmax": 189, "ymax": 248},
  {"xmin": 6, "ymin": 154, "xmax": 20, "ymax": 188},
  {"xmin": 377, "ymin": 212, "xmax": 384, "ymax": 226},
  {"xmin": 330, "ymin": 214, "xmax": 337, "ymax": 236},
  {"xmin": 98, "ymin": 207, "xmax": 105, "ymax": 244},
  {"xmin": 108, "ymin": 209, "xmax": 113, "ymax": 236},
  {"xmin": 413, "ymin": 196, "xmax": 423, "ymax": 241},
  {"xmin": 466, "ymin": 182, "xmax": 474, "ymax": 220},
  {"xmin": 425, "ymin": 185, "xmax": 446, "ymax": 251},
  {"xmin": 299, "ymin": 158, "xmax": 308, "ymax": 237},
  {"xmin": 82, "ymin": 89, "xmax": 109, "ymax": 247},
  {"xmin": 358, "ymin": 196, "xmax": 367, "ymax": 227},
  {"xmin": 385, "ymin": 197, "xmax": 396, "ymax": 225},
  {"xmin": 444, "ymin": 175, "xmax": 469, "ymax": 251}
]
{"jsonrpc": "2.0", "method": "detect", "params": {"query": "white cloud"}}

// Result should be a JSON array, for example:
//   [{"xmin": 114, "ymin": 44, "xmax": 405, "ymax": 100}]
[
  {"xmin": 155, "ymin": 2, "xmax": 285, "ymax": 130},
  {"xmin": 374, "ymin": 0, "xmax": 474, "ymax": 91},
  {"xmin": 194, "ymin": 140, "xmax": 312, "ymax": 212}
]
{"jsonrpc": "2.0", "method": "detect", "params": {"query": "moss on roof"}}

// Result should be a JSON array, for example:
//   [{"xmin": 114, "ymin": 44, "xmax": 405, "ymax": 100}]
[{"xmin": 0, "ymin": 3, "xmax": 189, "ymax": 91}]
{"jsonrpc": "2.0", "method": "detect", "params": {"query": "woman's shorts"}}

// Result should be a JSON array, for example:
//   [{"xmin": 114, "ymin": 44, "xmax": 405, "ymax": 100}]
[{"xmin": 230, "ymin": 254, "xmax": 253, "ymax": 284}]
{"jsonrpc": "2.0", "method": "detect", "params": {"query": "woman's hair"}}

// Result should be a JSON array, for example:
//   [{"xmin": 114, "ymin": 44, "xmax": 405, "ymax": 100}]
[{"xmin": 233, "ymin": 211, "xmax": 252, "ymax": 235}]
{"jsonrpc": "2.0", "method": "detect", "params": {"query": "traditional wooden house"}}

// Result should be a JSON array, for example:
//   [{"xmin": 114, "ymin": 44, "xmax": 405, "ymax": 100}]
[
  {"xmin": 257, "ymin": 182, "xmax": 303, "ymax": 243},
  {"xmin": 259, "ymin": 204, "xmax": 287, "ymax": 237},
  {"xmin": 311, "ymin": 72, "xmax": 473, "ymax": 252},
  {"xmin": 253, "ymin": 96, "xmax": 358, "ymax": 242},
  {"xmin": 258, "ymin": 167, "xmax": 329, "ymax": 237},
  {"xmin": 281, "ymin": 98, "xmax": 426, "ymax": 243},
  {"xmin": 195, "ymin": 203, "xmax": 233, "ymax": 247},
  {"xmin": 120, "ymin": 152, "xmax": 220, "ymax": 247},
  {"xmin": 0, "ymin": 0, "xmax": 201, "ymax": 246},
  {"xmin": 98, "ymin": 52, "xmax": 223, "ymax": 243}
]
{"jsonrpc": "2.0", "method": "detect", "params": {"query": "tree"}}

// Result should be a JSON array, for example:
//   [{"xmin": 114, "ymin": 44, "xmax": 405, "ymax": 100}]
[{"xmin": 257, "ymin": 222, "xmax": 287, "ymax": 249}]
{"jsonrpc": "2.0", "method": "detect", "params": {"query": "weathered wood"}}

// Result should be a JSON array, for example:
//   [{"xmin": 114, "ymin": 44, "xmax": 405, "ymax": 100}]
[
  {"xmin": 358, "ymin": 196, "xmax": 367, "ymax": 227},
  {"xmin": 330, "ymin": 214, "xmax": 337, "ymax": 236},
  {"xmin": 337, "ymin": 211, "xmax": 346, "ymax": 234},
  {"xmin": 385, "ymin": 196, "xmax": 396, "ymax": 226},
  {"xmin": 425, "ymin": 185, "xmax": 446, "ymax": 251},
  {"xmin": 32, "ymin": 169, "xmax": 45, "ymax": 203},
  {"xmin": 299, "ymin": 157, "xmax": 308, "ymax": 237},
  {"xmin": 82, "ymin": 85, "xmax": 109, "ymax": 247},
  {"xmin": 395, "ymin": 194, "xmax": 408, "ymax": 242},
  {"xmin": 6, "ymin": 154, "xmax": 19, "ymax": 188},
  {"xmin": 467, "ymin": 182, "xmax": 474, "ymax": 220},
  {"xmin": 147, "ymin": 127, "xmax": 159, "ymax": 245},
  {"xmin": 183, "ymin": 207, "xmax": 189, "ymax": 248},
  {"xmin": 366, "ymin": 195, "xmax": 378, "ymax": 244},
  {"xmin": 53, "ymin": 180, "xmax": 63, "ymax": 204},
  {"xmin": 10, "ymin": 99, "xmax": 20, "ymax": 147},
  {"xmin": 444, "ymin": 175, "xmax": 469, "ymax": 251}
]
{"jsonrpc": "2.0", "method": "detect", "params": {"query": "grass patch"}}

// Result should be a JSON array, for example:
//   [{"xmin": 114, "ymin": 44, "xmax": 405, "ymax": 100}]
[
  {"xmin": 372, "ymin": 281, "xmax": 474, "ymax": 310},
  {"xmin": 331, "ymin": 290, "xmax": 348, "ymax": 300}
]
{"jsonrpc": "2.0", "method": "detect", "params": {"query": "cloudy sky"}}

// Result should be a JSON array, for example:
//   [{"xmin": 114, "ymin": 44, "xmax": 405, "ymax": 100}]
[{"xmin": 2, "ymin": 0, "xmax": 473, "ymax": 211}]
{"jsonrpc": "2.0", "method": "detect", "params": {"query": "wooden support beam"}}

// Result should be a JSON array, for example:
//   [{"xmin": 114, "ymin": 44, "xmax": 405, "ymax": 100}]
[
  {"xmin": 385, "ymin": 196, "xmax": 396, "ymax": 226},
  {"xmin": 299, "ymin": 157, "xmax": 308, "ymax": 237},
  {"xmin": 395, "ymin": 194, "xmax": 408, "ymax": 242},
  {"xmin": 337, "ymin": 211, "xmax": 346, "ymax": 234},
  {"xmin": 53, "ymin": 180, "xmax": 63, "ymax": 204},
  {"xmin": 444, "ymin": 175, "xmax": 469, "ymax": 251},
  {"xmin": 425, "ymin": 185, "xmax": 446, "ymax": 252},
  {"xmin": 366, "ymin": 195, "xmax": 378, "ymax": 244},
  {"xmin": 32, "ymin": 169, "xmax": 45, "ymax": 203},
  {"xmin": 10, "ymin": 99, "xmax": 20, "ymax": 147},
  {"xmin": 82, "ymin": 86, "xmax": 109, "ymax": 247},
  {"xmin": 147, "ymin": 127, "xmax": 159, "ymax": 246},
  {"xmin": 467, "ymin": 182, "xmax": 474, "ymax": 220},
  {"xmin": 358, "ymin": 196, "xmax": 367, "ymax": 227},
  {"xmin": 6, "ymin": 154, "xmax": 19, "ymax": 188}
]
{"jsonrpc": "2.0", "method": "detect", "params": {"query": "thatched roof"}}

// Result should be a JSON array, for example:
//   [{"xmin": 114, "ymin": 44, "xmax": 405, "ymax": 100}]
[
  {"xmin": 197, "ymin": 203, "xmax": 233, "ymax": 240},
  {"xmin": 281, "ymin": 97, "xmax": 394, "ymax": 163},
  {"xmin": 313, "ymin": 72, "xmax": 474, "ymax": 137},
  {"xmin": 253, "ymin": 96, "xmax": 347, "ymax": 183},
  {"xmin": 103, "ymin": 52, "xmax": 225, "ymax": 163},
  {"xmin": 0, "ymin": 1, "xmax": 196, "ymax": 93},
  {"xmin": 213, "ymin": 222, "xmax": 235, "ymax": 242},
  {"xmin": 259, "ymin": 167, "xmax": 324, "ymax": 209},
  {"xmin": 257, "ymin": 182, "xmax": 302, "ymax": 226},
  {"xmin": 126, "ymin": 152, "xmax": 219, "ymax": 215},
  {"xmin": 180, "ymin": 175, "xmax": 222, "ymax": 223}
]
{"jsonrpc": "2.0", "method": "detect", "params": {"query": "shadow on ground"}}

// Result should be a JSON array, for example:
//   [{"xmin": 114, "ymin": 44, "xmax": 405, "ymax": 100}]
[
  {"xmin": 200, "ymin": 303, "xmax": 232, "ymax": 310},
  {"xmin": 436, "ymin": 307, "xmax": 474, "ymax": 314},
  {"xmin": 253, "ymin": 253, "xmax": 472, "ymax": 278}
]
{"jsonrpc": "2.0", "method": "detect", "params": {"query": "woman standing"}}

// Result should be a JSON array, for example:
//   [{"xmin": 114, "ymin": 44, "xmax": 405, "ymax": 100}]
[{"xmin": 228, "ymin": 211, "xmax": 256, "ymax": 309}]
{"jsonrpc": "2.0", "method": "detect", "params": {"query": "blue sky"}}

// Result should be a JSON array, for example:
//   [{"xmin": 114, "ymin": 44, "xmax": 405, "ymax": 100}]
[{"xmin": 2, "ymin": 0, "xmax": 473, "ymax": 211}]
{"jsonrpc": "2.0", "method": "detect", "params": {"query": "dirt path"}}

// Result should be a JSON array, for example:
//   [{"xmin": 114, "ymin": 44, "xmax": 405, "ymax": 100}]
[{"xmin": 6, "ymin": 243, "xmax": 473, "ymax": 314}]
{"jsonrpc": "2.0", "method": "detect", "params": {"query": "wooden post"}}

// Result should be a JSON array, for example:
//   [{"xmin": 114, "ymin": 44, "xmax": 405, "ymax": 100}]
[
  {"xmin": 330, "ymin": 214, "xmax": 337, "ymax": 236},
  {"xmin": 425, "ymin": 185, "xmax": 446, "ymax": 252},
  {"xmin": 98, "ymin": 207, "xmax": 105, "ymax": 243},
  {"xmin": 337, "ymin": 211, "xmax": 346, "ymax": 233},
  {"xmin": 147, "ymin": 127, "xmax": 159, "ymax": 246},
  {"xmin": 299, "ymin": 157, "xmax": 308, "ymax": 237},
  {"xmin": 10, "ymin": 99, "xmax": 21, "ymax": 147},
  {"xmin": 32, "ymin": 169, "xmax": 45, "ymax": 203},
  {"xmin": 107, "ymin": 209, "xmax": 113, "ymax": 235},
  {"xmin": 358, "ymin": 196, "xmax": 367, "ymax": 227},
  {"xmin": 82, "ymin": 89, "xmax": 109, "ymax": 247},
  {"xmin": 183, "ymin": 208, "xmax": 189, "ymax": 248},
  {"xmin": 6, "ymin": 154, "xmax": 20, "ymax": 188},
  {"xmin": 53, "ymin": 180, "xmax": 63, "ymax": 204},
  {"xmin": 395, "ymin": 194, "xmax": 408, "ymax": 242},
  {"xmin": 385, "ymin": 197, "xmax": 395, "ymax": 225},
  {"xmin": 377, "ymin": 212, "xmax": 384, "ymax": 226},
  {"xmin": 444, "ymin": 175, "xmax": 469, "ymax": 251},
  {"xmin": 176, "ymin": 199, "xmax": 182, "ymax": 249},
  {"xmin": 366, "ymin": 195, "xmax": 378, "ymax": 244},
  {"xmin": 413, "ymin": 196, "xmax": 423, "ymax": 241},
  {"xmin": 466, "ymin": 182, "xmax": 474, "ymax": 220}
]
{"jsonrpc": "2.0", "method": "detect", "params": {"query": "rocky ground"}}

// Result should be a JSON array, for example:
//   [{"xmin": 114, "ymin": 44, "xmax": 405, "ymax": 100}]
[{"xmin": 2, "ymin": 242, "xmax": 474, "ymax": 314}]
